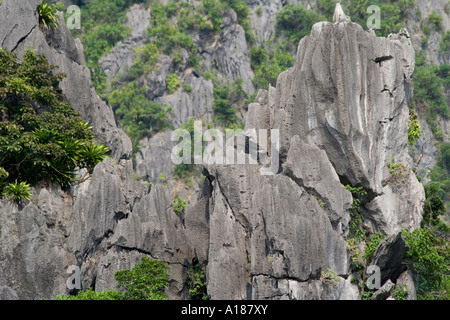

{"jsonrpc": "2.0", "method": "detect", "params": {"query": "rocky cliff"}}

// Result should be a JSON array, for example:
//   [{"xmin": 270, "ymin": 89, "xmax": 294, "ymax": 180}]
[{"xmin": 0, "ymin": 1, "xmax": 425, "ymax": 300}]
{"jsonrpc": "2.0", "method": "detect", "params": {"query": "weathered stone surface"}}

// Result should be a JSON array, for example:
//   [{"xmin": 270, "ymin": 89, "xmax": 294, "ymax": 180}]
[
  {"xmin": 252, "ymin": 275, "xmax": 360, "ymax": 300},
  {"xmin": 371, "ymin": 279, "xmax": 395, "ymax": 300},
  {"xmin": 0, "ymin": 1, "xmax": 429, "ymax": 301},
  {"xmin": 0, "ymin": 186, "xmax": 77, "ymax": 300},
  {"xmin": 369, "ymin": 232, "xmax": 407, "ymax": 285},
  {"xmin": 10, "ymin": 13, "xmax": 132, "ymax": 162},
  {"xmin": 100, "ymin": 4, "xmax": 151, "ymax": 81},
  {"xmin": 194, "ymin": 18, "xmax": 424, "ymax": 300},
  {"xmin": 0, "ymin": 0, "xmax": 41, "ymax": 52},
  {"xmin": 395, "ymin": 270, "xmax": 417, "ymax": 300}
]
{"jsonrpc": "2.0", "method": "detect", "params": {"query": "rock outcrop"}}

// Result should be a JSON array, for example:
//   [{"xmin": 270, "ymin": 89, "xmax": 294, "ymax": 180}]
[
  {"xmin": 0, "ymin": 1, "xmax": 425, "ymax": 300},
  {"xmin": 0, "ymin": 0, "xmax": 191, "ymax": 300},
  {"xmin": 179, "ymin": 17, "xmax": 424, "ymax": 299}
]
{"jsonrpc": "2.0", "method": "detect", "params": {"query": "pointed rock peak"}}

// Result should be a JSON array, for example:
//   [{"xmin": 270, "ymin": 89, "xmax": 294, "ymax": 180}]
[{"xmin": 333, "ymin": 3, "xmax": 351, "ymax": 23}]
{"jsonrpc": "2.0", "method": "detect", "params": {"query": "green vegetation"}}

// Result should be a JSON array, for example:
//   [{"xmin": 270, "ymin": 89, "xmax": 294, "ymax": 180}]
[
  {"xmin": 172, "ymin": 118, "xmax": 201, "ymax": 181},
  {"xmin": 53, "ymin": 257, "xmax": 170, "ymax": 300},
  {"xmin": 412, "ymin": 56, "xmax": 449, "ymax": 137},
  {"xmin": 2, "ymin": 180, "xmax": 32, "ymax": 204},
  {"xmin": 186, "ymin": 263, "xmax": 208, "ymax": 300},
  {"xmin": 38, "ymin": 0, "xmax": 59, "ymax": 30},
  {"xmin": 440, "ymin": 31, "xmax": 450, "ymax": 55},
  {"xmin": 167, "ymin": 73, "xmax": 181, "ymax": 94},
  {"xmin": 345, "ymin": 185, "xmax": 368, "ymax": 242},
  {"xmin": 172, "ymin": 196, "xmax": 189, "ymax": 215},
  {"xmin": 340, "ymin": 0, "xmax": 417, "ymax": 37},
  {"xmin": 402, "ymin": 227, "xmax": 449, "ymax": 299},
  {"xmin": 320, "ymin": 268, "xmax": 340, "ymax": 285},
  {"xmin": 364, "ymin": 232, "xmax": 385, "ymax": 260},
  {"xmin": 423, "ymin": 185, "xmax": 446, "ymax": 226},
  {"xmin": 213, "ymin": 78, "xmax": 247, "ymax": 128},
  {"xmin": 0, "ymin": 49, "xmax": 109, "ymax": 195},
  {"xmin": 249, "ymin": 42, "xmax": 295, "ymax": 89},
  {"xmin": 387, "ymin": 158, "xmax": 409, "ymax": 183},
  {"xmin": 392, "ymin": 285, "xmax": 409, "ymax": 300},
  {"xmin": 115, "ymin": 257, "xmax": 170, "ymax": 300},
  {"xmin": 108, "ymin": 81, "xmax": 172, "ymax": 150},
  {"xmin": 70, "ymin": 0, "xmax": 141, "ymax": 96},
  {"xmin": 276, "ymin": 4, "xmax": 324, "ymax": 48},
  {"xmin": 408, "ymin": 109, "xmax": 422, "ymax": 147},
  {"xmin": 52, "ymin": 288, "xmax": 124, "ymax": 300},
  {"xmin": 126, "ymin": 43, "xmax": 160, "ymax": 79},
  {"xmin": 427, "ymin": 11, "xmax": 443, "ymax": 31}
]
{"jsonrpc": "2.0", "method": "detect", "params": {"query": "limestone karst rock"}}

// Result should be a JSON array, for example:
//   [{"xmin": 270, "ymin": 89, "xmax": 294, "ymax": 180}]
[
  {"xmin": 333, "ymin": 3, "xmax": 351, "ymax": 24},
  {"xmin": 0, "ymin": 0, "xmax": 425, "ymax": 300}
]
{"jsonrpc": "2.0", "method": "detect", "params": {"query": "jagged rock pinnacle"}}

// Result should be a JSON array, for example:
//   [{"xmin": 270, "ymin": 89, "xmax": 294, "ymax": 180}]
[{"xmin": 333, "ymin": 3, "xmax": 351, "ymax": 23}]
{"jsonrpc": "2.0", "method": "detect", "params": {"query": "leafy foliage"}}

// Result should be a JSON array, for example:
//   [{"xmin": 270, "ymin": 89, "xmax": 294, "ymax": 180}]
[
  {"xmin": 115, "ymin": 257, "xmax": 170, "ymax": 300},
  {"xmin": 249, "ymin": 42, "xmax": 294, "ymax": 90},
  {"xmin": 52, "ymin": 257, "xmax": 170, "ymax": 300},
  {"xmin": 186, "ymin": 263, "xmax": 208, "ymax": 300},
  {"xmin": 408, "ymin": 109, "xmax": 422, "ymax": 147},
  {"xmin": 275, "ymin": 4, "xmax": 324, "ymax": 48},
  {"xmin": 402, "ymin": 228, "xmax": 449, "ymax": 298},
  {"xmin": 364, "ymin": 233, "xmax": 385, "ymax": 260},
  {"xmin": 108, "ymin": 81, "xmax": 172, "ymax": 150},
  {"xmin": 440, "ymin": 31, "xmax": 450, "ymax": 55},
  {"xmin": 392, "ymin": 285, "xmax": 409, "ymax": 300},
  {"xmin": 167, "ymin": 73, "xmax": 181, "ymax": 94},
  {"xmin": 172, "ymin": 196, "xmax": 189, "ymax": 215},
  {"xmin": 341, "ymin": 0, "xmax": 417, "ymax": 37},
  {"xmin": 38, "ymin": 0, "xmax": 60, "ymax": 30},
  {"xmin": 52, "ymin": 288, "xmax": 124, "ymax": 300},
  {"xmin": 0, "ymin": 49, "xmax": 108, "ymax": 192},
  {"xmin": 386, "ymin": 158, "xmax": 409, "ymax": 183},
  {"xmin": 213, "ymin": 78, "xmax": 248, "ymax": 128},
  {"xmin": 2, "ymin": 180, "xmax": 31, "ymax": 203},
  {"xmin": 345, "ymin": 185, "xmax": 368, "ymax": 242},
  {"xmin": 70, "ymin": 0, "xmax": 142, "ymax": 96}
]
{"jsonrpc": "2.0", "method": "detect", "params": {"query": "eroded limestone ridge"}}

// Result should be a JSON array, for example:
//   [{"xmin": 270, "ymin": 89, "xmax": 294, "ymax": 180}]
[
  {"xmin": 198, "ymin": 17, "xmax": 424, "ymax": 299},
  {"xmin": 0, "ymin": 0, "xmax": 424, "ymax": 300}
]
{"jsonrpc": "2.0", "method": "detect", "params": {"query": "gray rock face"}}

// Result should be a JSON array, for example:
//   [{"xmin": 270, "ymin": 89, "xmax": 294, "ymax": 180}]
[
  {"xmin": 7, "ymin": 11, "xmax": 132, "ymax": 162},
  {"xmin": 100, "ymin": 4, "xmax": 151, "ymax": 81},
  {"xmin": 0, "ymin": 1, "xmax": 190, "ymax": 300},
  {"xmin": 369, "ymin": 232, "xmax": 408, "ymax": 286},
  {"xmin": 0, "ymin": 1, "xmax": 426, "ymax": 301},
  {"xmin": 190, "ymin": 19, "xmax": 424, "ymax": 300},
  {"xmin": 0, "ymin": 186, "xmax": 77, "ymax": 299},
  {"xmin": 405, "ymin": 0, "xmax": 450, "ymax": 65},
  {"xmin": 371, "ymin": 279, "xmax": 395, "ymax": 300}
]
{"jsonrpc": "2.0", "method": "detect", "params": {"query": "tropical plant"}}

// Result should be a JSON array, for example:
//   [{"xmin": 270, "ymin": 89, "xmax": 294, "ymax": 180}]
[
  {"xmin": 0, "ymin": 49, "xmax": 107, "ymax": 191},
  {"xmin": 402, "ymin": 227, "xmax": 449, "ymax": 298},
  {"xmin": 186, "ymin": 263, "xmax": 208, "ymax": 300},
  {"xmin": 408, "ymin": 109, "xmax": 422, "ymax": 147},
  {"xmin": 2, "ymin": 180, "xmax": 32, "ymax": 203},
  {"xmin": 108, "ymin": 81, "xmax": 172, "ymax": 150},
  {"xmin": 38, "ymin": 0, "xmax": 59, "ymax": 30},
  {"xmin": 213, "ymin": 78, "xmax": 247, "ymax": 128},
  {"xmin": 392, "ymin": 285, "xmax": 409, "ymax": 300},
  {"xmin": 172, "ymin": 196, "xmax": 189, "ymax": 215},
  {"xmin": 167, "ymin": 73, "xmax": 181, "ymax": 94},
  {"xmin": 80, "ymin": 142, "xmax": 110, "ymax": 173},
  {"xmin": 52, "ymin": 288, "xmax": 124, "ymax": 300},
  {"xmin": 345, "ymin": 185, "xmax": 368, "ymax": 242},
  {"xmin": 364, "ymin": 233, "xmax": 385, "ymax": 260},
  {"xmin": 387, "ymin": 158, "xmax": 409, "ymax": 183},
  {"xmin": 114, "ymin": 257, "xmax": 170, "ymax": 300}
]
